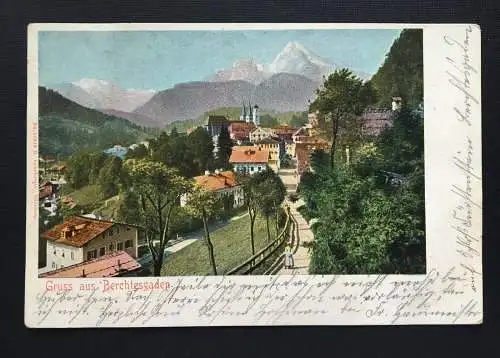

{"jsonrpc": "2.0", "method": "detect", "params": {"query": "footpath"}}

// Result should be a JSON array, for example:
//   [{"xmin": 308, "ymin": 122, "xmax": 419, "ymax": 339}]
[
  {"xmin": 277, "ymin": 165, "xmax": 315, "ymax": 275},
  {"xmin": 278, "ymin": 199, "xmax": 314, "ymax": 275}
]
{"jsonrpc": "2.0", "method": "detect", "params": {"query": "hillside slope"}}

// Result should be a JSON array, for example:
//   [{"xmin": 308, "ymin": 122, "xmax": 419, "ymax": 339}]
[
  {"xmin": 134, "ymin": 73, "xmax": 319, "ymax": 126},
  {"xmin": 38, "ymin": 87, "xmax": 152, "ymax": 158},
  {"xmin": 370, "ymin": 29, "xmax": 423, "ymax": 108}
]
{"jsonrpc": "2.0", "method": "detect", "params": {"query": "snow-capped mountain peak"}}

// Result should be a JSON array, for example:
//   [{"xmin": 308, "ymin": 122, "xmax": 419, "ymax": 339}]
[
  {"xmin": 56, "ymin": 78, "xmax": 156, "ymax": 112},
  {"xmin": 207, "ymin": 41, "xmax": 340, "ymax": 84},
  {"xmin": 267, "ymin": 41, "xmax": 336, "ymax": 80},
  {"xmin": 72, "ymin": 78, "xmax": 113, "ymax": 91}
]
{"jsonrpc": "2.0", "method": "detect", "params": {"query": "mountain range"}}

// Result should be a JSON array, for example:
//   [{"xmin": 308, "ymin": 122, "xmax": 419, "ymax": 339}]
[{"xmin": 48, "ymin": 41, "xmax": 372, "ymax": 127}]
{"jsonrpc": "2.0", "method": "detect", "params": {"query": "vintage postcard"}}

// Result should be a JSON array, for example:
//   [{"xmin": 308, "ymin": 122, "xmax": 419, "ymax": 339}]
[{"xmin": 25, "ymin": 23, "xmax": 482, "ymax": 327}]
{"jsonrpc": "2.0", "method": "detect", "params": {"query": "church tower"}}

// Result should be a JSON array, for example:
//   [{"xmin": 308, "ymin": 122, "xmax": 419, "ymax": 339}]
[
  {"xmin": 252, "ymin": 105, "xmax": 260, "ymax": 126},
  {"xmin": 239, "ymin": 103, "xmax": 246, "ymax": 121},
  {"xmin": 245, "ymin": 101, "xmax": 252, "ymax": 123}
]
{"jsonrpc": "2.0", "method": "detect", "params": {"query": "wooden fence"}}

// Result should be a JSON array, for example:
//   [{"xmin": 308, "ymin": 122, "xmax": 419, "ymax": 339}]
[
  {"xmin": 263, "ymin": 207, "xmax": 300, "ymax": 275},
  {"xmin": 226, "ymin": 206, "xmax": 292, "ymax": 275}
]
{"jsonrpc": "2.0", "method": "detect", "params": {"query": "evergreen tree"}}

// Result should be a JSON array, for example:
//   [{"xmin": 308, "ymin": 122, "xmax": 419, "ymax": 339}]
[
  {"xmin": 215, "ymin": 126, "xmax": 233, "ymax": 170},
  {"xmin": 188, "ymin": 127, "xmax": 214, "ymax": 174}
]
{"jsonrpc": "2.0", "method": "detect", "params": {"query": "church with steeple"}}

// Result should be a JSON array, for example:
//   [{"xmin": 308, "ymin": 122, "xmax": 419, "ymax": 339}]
[{"xmin": 239, "ymin": 101, "xmax": 260, "ymax": 126}]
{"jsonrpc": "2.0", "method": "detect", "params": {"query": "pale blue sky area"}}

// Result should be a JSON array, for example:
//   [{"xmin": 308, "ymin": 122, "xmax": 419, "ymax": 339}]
[{"xmin": 39, "ymin": 29, "xmax": 401, "ymax": 91}]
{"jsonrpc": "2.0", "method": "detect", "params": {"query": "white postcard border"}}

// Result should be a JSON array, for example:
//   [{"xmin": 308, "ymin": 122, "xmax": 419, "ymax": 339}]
[{"xmin": 25, "ymin": 23, "xmax": 482, "ymax": 327}]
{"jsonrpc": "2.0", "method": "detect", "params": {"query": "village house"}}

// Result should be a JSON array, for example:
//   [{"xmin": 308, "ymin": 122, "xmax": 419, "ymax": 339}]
[
  {"xmin": 294, "ymin": 136, "xmax": 330, "ymax": 178},
  {"xmin": 228, "ymin": 121, "xmax": 256, "ymax": 142},
  {"xmin": 249, "ymin": 126, "xmax": 273, "ymax": 143},
  {"xmin": 180, "ymin": 169, "xmax": 244, "ymax": 208},
  {"xmin": 270, "ymin": 125, "xmax": 296, "ymax": 141},
  {"xmin": 39, "ymin": 250, "xmax": 142, "ymax": 278},
  {"xmin": 40, "ymin": 216, "xmax": 140, "ymax": 273},
  {"xmin": 254, "ymin": 137, "xmax": 282, "ymax": 172},
  {"xmin": 39, "ymin": 181, "xmax": 57, "ymax": 201},
  {"xmin": 292, "ymin": 126, "xmax": 310, "ymax": 143},
  {"xmin": 229, "ymin": 146, "xmax": 270, "ymax": 175}
]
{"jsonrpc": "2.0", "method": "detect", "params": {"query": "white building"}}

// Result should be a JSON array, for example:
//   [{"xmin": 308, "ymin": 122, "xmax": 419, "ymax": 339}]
[
  {"xmin": 41, "ymin": 216, "xmax": 139, "ymax": 272},
  {"xmin": 180, "ymin": 170, "xmax": 245, "ymax": 208},
  {"xmin": 249, "ymin": 126, "xmax": 273, "ymax": 143},
  {"xmin": 229, "ymin": 146, "xmax": 270, "ymax": 175}
]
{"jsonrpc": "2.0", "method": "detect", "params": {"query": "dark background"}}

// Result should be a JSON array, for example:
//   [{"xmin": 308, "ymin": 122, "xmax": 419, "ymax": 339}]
[{"xmin": 1, "ymin": 0, "xmax": 498, "ymax": 357}]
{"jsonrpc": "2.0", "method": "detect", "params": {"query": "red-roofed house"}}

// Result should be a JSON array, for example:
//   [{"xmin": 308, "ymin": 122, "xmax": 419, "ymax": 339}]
[
  {"xmin": 228, "ymin": 121, "xmax": 256, "ymax": 142},
  {"xmin": 180, "ymin": 170, "xmax": 244, "ymax": 208},
  {"xmin": 39, "ymin": 251, "xmax": 142, "ymax": 278},
  {"xmin": 229, "ymin": 146, "xmax": 270, "ymax": 175},
  {"xmin": 295, "ymin": 141, "xmax": 330, "ymax": 177},
  {"xmin": 41, "ymin": 216, "xmax": 140, "ymax": 273}
]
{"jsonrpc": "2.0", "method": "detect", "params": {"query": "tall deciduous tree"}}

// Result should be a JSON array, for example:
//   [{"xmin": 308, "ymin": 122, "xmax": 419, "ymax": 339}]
[
  {"xmin": 252, "ymin": 170, "xmax": 287, "ymax": 242},
  {"xmin": 310, "ymin": 69, "xmax": 375, "ymax": 169},
  {"xmin": 185, "ymin": 187, "xmax": 221, "ymax": 275},
  {"xmin": 123, "ymin": 159, "xmax": 191, "ymax": 276},
  {"xmin": 238, "ymin": 173, "xmax": 257, "ymax": 255}
]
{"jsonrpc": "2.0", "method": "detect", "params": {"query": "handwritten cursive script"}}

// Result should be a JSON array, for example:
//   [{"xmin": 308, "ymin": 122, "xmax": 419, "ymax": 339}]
[
  {"xmin": 31, "ymin": 269, "xmax": 481, "ymax": 327},
  {"xmin": 445, "ymin": 25, "xmax": 482, "ymax": 297}
]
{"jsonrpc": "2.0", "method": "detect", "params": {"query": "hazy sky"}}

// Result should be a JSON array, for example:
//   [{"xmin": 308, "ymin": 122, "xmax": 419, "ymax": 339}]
[{"xmin": 39, "ymin": 29, "xmax": 401, "ymax": 91}]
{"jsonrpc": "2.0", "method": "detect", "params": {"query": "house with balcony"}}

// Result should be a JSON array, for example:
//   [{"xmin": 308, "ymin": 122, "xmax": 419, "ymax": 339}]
[
  {"xmin": 229, "ymin": 146, "xmax": 270, "ymax": 175},
  {"xmin": 40, "ymin": 216, "xmax": 140, "ymax": 273}
]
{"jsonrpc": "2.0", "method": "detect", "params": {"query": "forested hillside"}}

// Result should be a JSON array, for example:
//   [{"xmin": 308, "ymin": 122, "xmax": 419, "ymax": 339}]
[
  {"xmin": 38, "ymin": 87, "xmax": 156, "ymax": 158},
  {"xmin": 370, "ymin": 29, "xmax": 423, "ymax": 108}
]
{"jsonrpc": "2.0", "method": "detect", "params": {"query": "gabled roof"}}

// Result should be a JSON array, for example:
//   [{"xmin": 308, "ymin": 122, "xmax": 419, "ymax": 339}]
[
  {"xmin": 41, "ymin": 216, "xmax": 140, "ymax": 248},
  {"xmin": 42, "ymin": 216, "xmax": 116, "ymax": 247},
  {"xmin": 193, "ymin": 170, "xmax": 239, "ymax": 191},
  {"xmin": 229, "ymin": 121, "xmax": 256, "ymax": 131},
  {"xmin": 39, "ymin": 251, "xmax": 141, "ymax": 278},
  {"xmin": 251, "ymin": 127, "xmax": 273, "ymax": 135},
  {"xmin": 293, "ymin": 127, "xmax": 308, "ymax": 137},
  {"xmin": 230, "ymin": 147, "xmax": 270, "ymax": 164}
]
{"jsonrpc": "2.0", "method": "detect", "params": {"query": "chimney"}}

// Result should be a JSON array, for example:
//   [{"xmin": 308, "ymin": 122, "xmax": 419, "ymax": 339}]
[
  {"xmin": 117, "ymin": 259, "xmax": 121, "ymax": 269},
  {"xmin": 205, "ymin": 170, "xmax": 210, "ymax": 176},
  {"xmin": 81, "ymin": 269, "xmax": 86, "ymax": 277}
]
